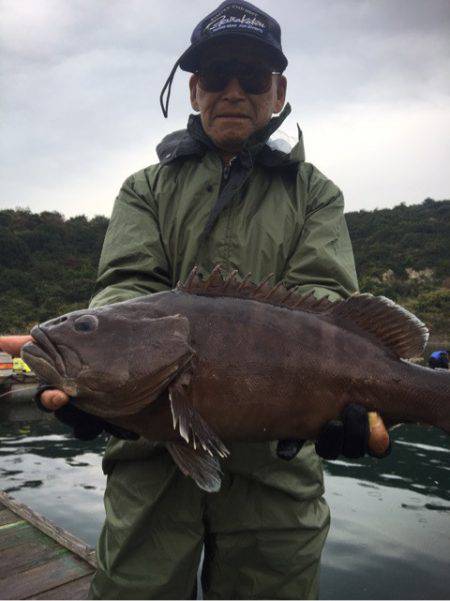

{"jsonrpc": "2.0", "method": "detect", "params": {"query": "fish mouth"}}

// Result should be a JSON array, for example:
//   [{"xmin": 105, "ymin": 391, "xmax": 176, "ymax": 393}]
[
  {"xmin": 21, "ymin": 340, "xmax": 64, "ymax": 390},
  {"xmin": 22, "ymin": 325, "xmax": 80, "ymax": 394},
  {"xmin": 30, "ymin": 325, "xmax": 67, "ymax": 376}
]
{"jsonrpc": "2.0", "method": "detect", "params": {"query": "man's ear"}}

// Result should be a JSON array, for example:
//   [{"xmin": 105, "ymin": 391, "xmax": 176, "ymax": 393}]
[
  {"xmin": 189, "ymin": 74, "xmax": 200, "ymax": 111},
  {"xmin": 274, "ymin": 75, "xmax": 287, "ymax": 114}
]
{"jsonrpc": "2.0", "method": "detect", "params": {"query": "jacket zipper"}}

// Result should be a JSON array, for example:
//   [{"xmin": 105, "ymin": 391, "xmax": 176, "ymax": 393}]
[
  {"xmin": 222, "ymin": 157, "xmax": 236, "ymax": 184},
  {"xmin": 220, "ymin": 157, "xmax": 237, "ymax": 270}
]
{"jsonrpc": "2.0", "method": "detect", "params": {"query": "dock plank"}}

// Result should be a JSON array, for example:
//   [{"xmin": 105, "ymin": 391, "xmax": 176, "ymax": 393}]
[
  {"xmin": 0, "ymin": 554, "xmax": 93, "ymax": 600},
  {"xmin": 0, "ymin": 492, "xmax": 96, "ymax": 567},
  {"xmin": 31, "ymin": 574, "xmax": 93, "ymax": 600},
  {"xmin": 0, "ymin": 492, "xmax": 96, "ymax": 599},
  {"xmin": 0, "ymin": 521, "xmax": 36, "ymax": 551},
  {"xmin": 0, "ymin": 540, "xmax": 67, "ymax": 579},
  {"xmin": 0, "ymin": 508, "xmax": 21, "ymax": 527}
]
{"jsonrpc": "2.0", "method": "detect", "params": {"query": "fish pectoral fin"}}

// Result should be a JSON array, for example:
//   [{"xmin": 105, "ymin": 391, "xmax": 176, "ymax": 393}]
[
  {"xmin": 169, "ymin": 371, "xmax": 229, "ymax": 459},
  {"xmin": 166, "ymin": 441, "xmax": 222, "ymax": 493}
]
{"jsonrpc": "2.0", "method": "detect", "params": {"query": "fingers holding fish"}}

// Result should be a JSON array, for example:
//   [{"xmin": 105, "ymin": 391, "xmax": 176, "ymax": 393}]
[
  {"xmin": 368, "ymin": 411, "xmax": 391, "ymax": 457},
  {"xmin": 41, "ymin": 389, "xmax": 70, "ymax": 411},
  {"xmin": 33, "ymin": 383, "xmax": 139, "ymax": 441}
]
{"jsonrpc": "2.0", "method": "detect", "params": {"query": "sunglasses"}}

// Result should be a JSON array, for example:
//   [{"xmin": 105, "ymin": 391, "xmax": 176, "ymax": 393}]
[{"xmin": 197, "ymin": 59, "xmax": 279, "ymax": 95}]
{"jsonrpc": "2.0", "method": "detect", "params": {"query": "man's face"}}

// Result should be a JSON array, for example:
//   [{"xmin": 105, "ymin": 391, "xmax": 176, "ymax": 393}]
[{"xmin": 189, "ymin": 41, "xmax": 287, "ymax": 154}]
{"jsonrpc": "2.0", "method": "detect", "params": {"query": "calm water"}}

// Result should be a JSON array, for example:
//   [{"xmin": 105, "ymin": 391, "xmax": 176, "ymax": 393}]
[{"xmin": 1, "ymin": 390, "xmax": 449, "ymax": 600}]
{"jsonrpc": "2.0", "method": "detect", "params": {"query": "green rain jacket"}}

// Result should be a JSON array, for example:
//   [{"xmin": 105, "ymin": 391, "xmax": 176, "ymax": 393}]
[{"xmin": 89, "ymin": 103, "xmax": 358, "ymax": 499}]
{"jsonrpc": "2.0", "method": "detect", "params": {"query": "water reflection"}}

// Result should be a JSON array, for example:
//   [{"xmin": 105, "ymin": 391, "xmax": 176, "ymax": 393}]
[
  {"xmin": 324, "ymin": 424, "xmax": 450, "ymax": 503},
  {"xmin": 0, "ymin": 393, "xmax": 106, "ymax": 547},
  {"xmin": 0, "ymin": 394, "xmax": 449, "ymax": 599},
  {"xmin": 321, "ymin": 424, "xmax": 450, "ymax": 599}
]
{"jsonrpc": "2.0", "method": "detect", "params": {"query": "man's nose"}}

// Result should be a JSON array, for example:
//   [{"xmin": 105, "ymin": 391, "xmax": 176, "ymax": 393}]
[{"xmin": 221, "ymin": 77, "xmax": 246, "ymax": 100}]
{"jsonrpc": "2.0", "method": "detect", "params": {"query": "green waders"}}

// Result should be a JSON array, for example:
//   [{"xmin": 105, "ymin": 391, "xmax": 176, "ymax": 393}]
[{"xmin": 89, "ymin": 441, "xmax": 330, "ymax": 600}]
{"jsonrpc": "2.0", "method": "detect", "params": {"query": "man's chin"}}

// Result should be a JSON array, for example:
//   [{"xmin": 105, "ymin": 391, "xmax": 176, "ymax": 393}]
[
  {"xmin": 212, "ymin": 133, "xmax": 251, "ymax": 154},
  {"xmin": 207, "ymin": 122, "xmax": 255, "ymax": 151}
]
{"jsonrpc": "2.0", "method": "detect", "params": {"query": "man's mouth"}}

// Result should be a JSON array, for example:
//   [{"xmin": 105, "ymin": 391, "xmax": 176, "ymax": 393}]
[{"xmin": 215, "ymin": 114, "xmax": 250, "ymax": 120}]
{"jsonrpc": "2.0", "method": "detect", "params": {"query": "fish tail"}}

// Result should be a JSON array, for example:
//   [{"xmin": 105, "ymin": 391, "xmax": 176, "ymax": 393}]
[
  {"xmin": 437, "ymin": 373, "xmax": 450, "ymax": 434},
  {"xmin": 388, "ymin": 361, "xmax": 450, "ymax": 435},
  {"xmin": 411, "ymin": 363, "xmax": 450, "ymax": 434}
]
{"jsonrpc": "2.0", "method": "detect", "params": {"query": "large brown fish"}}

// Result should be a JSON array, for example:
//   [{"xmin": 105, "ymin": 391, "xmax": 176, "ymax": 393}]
[{"xmin": 22, "ymin": 266, "xmax": 450, "ymax": 491}]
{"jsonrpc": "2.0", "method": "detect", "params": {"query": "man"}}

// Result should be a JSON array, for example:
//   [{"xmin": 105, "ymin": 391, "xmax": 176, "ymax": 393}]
[{"xmin": 2, "ymin": 1, "xmax": 390, "ymax": 598}]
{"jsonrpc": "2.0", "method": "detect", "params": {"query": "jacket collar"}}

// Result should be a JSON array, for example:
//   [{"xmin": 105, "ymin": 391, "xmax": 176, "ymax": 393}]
[{"xmin": 156, "ymin": 103, "xmax": 301, "ymax": 170}]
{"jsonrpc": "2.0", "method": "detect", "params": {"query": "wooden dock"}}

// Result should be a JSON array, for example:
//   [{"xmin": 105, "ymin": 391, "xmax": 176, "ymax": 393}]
[{"xmin": 0, "ymin": 491, "xmax": 96, "ymax": 600}]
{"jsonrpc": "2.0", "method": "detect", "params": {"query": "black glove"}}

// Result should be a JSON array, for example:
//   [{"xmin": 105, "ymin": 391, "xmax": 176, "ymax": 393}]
[
  {"xmin": 276, "ymin": 439, "xmax": 305, "ymax": 461},
  {"xmin": 315, "ymin": 403, "xmax": 391, "ymax": 460},
  {"xmin": 277, "ymin": 404, "xmax": 391, "ymax": 461},
  {"xmin": 34, "ymin": 384, "xmax": 139, "ymax": 441}
]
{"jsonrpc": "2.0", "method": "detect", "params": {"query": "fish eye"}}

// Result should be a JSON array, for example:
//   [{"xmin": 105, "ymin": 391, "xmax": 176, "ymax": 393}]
[{"xmin": 73, "ymin": 315, "xmax": 99, "ymax": 333}]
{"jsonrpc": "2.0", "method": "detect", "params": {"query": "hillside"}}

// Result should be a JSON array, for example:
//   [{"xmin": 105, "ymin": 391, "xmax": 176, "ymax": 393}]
[
  {"xmin": 346, "ymin": 198, "xmax": 450, "ymax": 342},
  {"xmin": 0, "ymin": 199, "xmax": 448, "ymax": 342},
  {"xmin": 0, "ymin": 210, "xmax": 108, "ymax": 334}
]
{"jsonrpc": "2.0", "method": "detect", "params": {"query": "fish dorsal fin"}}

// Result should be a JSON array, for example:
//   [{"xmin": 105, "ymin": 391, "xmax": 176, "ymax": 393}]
[
  {"xmin": 178, "ymin": 266, "xmax": 429, "ymax": 359},
  {"xmin": 177, "ymin": 265, "xmax": 334, "ymax": 314},
  {"xmin": 329, "ymin": 293, "xmax": 429, "ymax": 359}
]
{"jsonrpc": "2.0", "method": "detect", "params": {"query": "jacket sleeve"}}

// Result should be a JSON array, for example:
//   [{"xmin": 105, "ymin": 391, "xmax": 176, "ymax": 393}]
[
  {"xmin": 89, "ymin": 171, "xmax": 171, "ymax": 309},
  {"xmin": 282, "ymin": 164, "xmax": 359, "ymax": 301}
]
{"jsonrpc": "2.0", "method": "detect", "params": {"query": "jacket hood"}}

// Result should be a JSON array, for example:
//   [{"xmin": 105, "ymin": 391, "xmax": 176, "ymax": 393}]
[{"xmin": 156, "ymin": 103, "xmax": 304, "ymax": 169}]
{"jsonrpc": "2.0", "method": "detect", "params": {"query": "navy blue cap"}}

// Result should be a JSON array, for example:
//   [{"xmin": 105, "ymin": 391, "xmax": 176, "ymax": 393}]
[
  {"xmin": 179, "ymin": 0, "xmax": 288, "ymax": 72},
  {"xmin": 160, "ymin": 1, "xmax": 287, "ymax": 118}
]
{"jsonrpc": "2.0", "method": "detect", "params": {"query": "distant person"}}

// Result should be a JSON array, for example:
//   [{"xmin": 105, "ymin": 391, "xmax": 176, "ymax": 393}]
[{"xmin": 429, "ymin": 349, "xmax": 449, "ymax": 370}]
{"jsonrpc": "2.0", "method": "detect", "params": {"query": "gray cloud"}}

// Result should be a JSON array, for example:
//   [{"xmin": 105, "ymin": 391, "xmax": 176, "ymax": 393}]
[{"xmin": 1, "ymin": 0, "xmax": 449, "ymax": 217}]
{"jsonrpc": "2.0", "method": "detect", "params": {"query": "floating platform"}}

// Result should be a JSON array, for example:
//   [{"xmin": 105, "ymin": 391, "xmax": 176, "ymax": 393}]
[{"xmin": 0, "ymin": 491, "xmax": 95, "ymax": 600}]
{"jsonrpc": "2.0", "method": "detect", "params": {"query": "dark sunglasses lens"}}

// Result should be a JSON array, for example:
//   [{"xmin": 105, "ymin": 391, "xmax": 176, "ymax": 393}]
[
  {"xmin": 198, "ymin": 73, "xmax": 227, "ymax": 93},
  {"xmin": 240, "ymin": 65, "xmax": 272, "ymax": 94},
  {"xmin": 198, "ymin": 61, "xmax": 234, "ymax": 92},
  {"xmin": 198, "ymin": 62, "xmax": 273, "ymax": 94}
]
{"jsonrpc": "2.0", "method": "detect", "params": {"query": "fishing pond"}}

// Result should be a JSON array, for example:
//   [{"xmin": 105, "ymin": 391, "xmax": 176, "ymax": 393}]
[{"xmin": 1, "ymin": 388, "xmax": 449, "ymax": 600}]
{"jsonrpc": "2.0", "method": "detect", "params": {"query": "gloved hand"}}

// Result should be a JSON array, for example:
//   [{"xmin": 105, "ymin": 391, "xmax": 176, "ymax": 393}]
[
  {"xmin": 315, "ymin": 404, "xmax": 391, "ymax": 459},
  {"xmin": 34, "ymin": 384, "xmax": 139, "ymax": 441},
  {"xmin": 277, "ymin": 404, "xmax": 391, "ymax": 461},
  {"xmin": 276, "ymin": 439, "xmax": 305, "ymax": 460}
]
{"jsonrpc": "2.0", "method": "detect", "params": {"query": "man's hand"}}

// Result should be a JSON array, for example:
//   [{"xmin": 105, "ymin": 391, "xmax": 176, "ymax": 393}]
[
  {"xmin": 35, "ymin": 386, "xmax": 139, "ymax": 441},
  {"xmin": 277, "ymin": 405, "xmax": 390, "ymax": 461},
  {"xmin": 40, "ymin": 389, "xmax": 70, "ymax": 410},
  {"xmin": 315, "ymin": 404, "xmax": 390, "ymax": 460}
]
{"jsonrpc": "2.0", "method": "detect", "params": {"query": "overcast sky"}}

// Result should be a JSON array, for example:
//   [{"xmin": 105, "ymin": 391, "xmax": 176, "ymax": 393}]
[{"xmin": 1, "ymin": 0, "xmax": 449, "ymax": 218}]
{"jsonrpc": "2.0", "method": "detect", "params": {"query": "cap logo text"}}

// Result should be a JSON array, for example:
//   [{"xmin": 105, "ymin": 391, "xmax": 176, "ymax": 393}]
[{"xmin": 205, "ymin": 12, "xmax": 266, "ymax": 35}]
